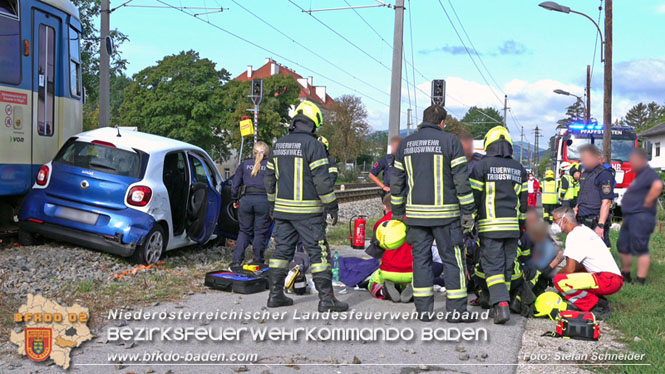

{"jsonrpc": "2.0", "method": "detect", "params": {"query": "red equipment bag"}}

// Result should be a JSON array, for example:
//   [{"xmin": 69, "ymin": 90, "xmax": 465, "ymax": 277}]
[{"xmin": 552, "ymin": 311, "xmax": 601, "ymax": 341}]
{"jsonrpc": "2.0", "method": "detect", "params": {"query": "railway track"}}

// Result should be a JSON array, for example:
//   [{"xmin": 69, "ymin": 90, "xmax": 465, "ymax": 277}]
[
  {"xmin": 334, "ymin": 183, "xmax": 374, "ymax": 190},
  {"xmin": 336, "ymin": 187, "xmax": 382, "ymax": 203}
]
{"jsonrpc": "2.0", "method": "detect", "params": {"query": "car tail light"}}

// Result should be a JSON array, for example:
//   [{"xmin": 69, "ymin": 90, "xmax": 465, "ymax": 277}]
[
  {"xmin": 127, "ymin": 186, "xmax": 152, "ymax": 206},
  {"xmin": 36, "ymin": 165, "xmax": 49, "ymax": 186}
]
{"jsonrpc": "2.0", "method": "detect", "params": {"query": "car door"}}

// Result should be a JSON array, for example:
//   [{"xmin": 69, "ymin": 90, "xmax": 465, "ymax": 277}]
[{"xmin": 185, "ymin": 153, "xmax": 221, "ymax": 243}]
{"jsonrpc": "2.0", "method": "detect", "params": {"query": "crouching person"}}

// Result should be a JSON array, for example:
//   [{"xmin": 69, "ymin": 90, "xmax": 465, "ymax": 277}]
[
  {"xmin": 550, "ymin": 207, "xmax": 624, "ymax": 318},
  {"xmin": 366, "ymin": 195, "xmax": 414, "ymax": 302}
]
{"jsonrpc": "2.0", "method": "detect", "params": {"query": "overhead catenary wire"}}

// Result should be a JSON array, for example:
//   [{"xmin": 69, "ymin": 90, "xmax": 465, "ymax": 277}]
[
  {"xmin": 230, "ymin": 0, "xmax": 390, "ymax": 99},
  {"xmin": 152, "ymin": 0, "xmax": 391, "ymax": 108},
  {"xmin": 445, "ymin": 0, "xmax": 504, "ymax": 97},
  {"xmin": 436, "ymin": 0, "xmax": 504, "ymax": 106}
]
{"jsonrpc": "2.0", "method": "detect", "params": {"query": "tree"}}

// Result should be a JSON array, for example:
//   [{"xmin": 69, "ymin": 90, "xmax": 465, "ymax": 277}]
[
  {"xmin": 443, "ymin": 114, "xmax": 468, "ymax": 136},
  {"xmin": 220, "ymin": 74, "xmax": 301, "ymax": 158},
  {"xmin": 363, "ymin": 131, "xmax": 388, "ymax": 162},
  {"xmin": 119, "ymin": 51, "xmax": 230, "ymax": 157},
  {"xmin": 623, "ymin": 102, "xmax": 649, "ymax": 129},
  {"xmin": 461, "ymin": 107, "xmax": 503, "ymax": 139},
  {"xmin": 72, "ymin": 0, "xmax": 130, "ymax": 130},
  {"xmin": 556, "ymin": 101, "xmax": 586, "ymax": 128},
  {"xmin": 318, "ymin": 95, "xmax": 370, "ymax": 166}
]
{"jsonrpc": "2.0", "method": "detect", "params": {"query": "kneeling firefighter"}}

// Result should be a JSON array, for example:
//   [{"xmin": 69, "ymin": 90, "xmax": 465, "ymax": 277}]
[
  {"xmin": 264, "ymin": 100, "xmax": 348, "ymax": 312},
  {"xmin": 469, "ymin": 126, "xmax": 528, "ymax": 324}
]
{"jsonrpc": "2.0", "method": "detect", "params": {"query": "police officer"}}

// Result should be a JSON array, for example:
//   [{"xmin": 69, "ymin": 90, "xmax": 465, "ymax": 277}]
[
  {"xmin": 576, "ymin": 144, "xmax": 614, "ymax": 248},
  {"xmin": 370, "ymin": 136, "xmax": 402, "ymax": 197},
  {"xmin": 264, "ymin": 101, "xmax": 347, "ymax": 312},
  {"xmin": 541, "ymin": 170, "xmax": 557, "ymax": 223},
  {"xmin": 469, "ymin": 126, "xmax": 528, "ymax": 324},
  {"xmin": 558, "ymin": 162, "xmax": 577, "ymax": 208},
  {"xmin": 391, "ymin": 105, "xmax": 476, "ymax": 322},
  {"xmin": 317, "ymin": 136, "xmax": 339, "ymax": 184},
  {"xmin": 231, "ymin": 141, "xmax": 272, "ymax": 266}
]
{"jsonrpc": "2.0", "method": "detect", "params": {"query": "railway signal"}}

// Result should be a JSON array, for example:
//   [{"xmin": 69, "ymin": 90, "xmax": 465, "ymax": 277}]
[{"xmin": 431, "ymin": 79, "xmax": 445, "ymax": 107}]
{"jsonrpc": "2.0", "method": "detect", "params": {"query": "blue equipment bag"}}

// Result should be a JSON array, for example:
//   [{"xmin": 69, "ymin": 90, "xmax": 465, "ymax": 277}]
[{"xmin": 204, "ymin": 271, "xmax": 268, "ymax": 294}]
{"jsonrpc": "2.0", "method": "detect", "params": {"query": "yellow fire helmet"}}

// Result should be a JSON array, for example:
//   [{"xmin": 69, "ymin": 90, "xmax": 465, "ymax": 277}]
[
  {"xmin": 294, "ymin": 100, "xmax": 323, "ymax": 128},
  {"xmin": 534, "ymin": 291, "xmax": 567, "ymax": 319},
  {"xmin": 318, "ymin": 136, "xmax": 329, "ymax": 151},
  {"xmin": 545, "ymin": 169, "xmax": 555, "ymax": 179},
  {"xmin": 483, "ymin": 126, "xmax": 513, "ymax": 151},
  {"xmin": 375, "ymin": 220, "xmax": 407, "ymax": 250}
]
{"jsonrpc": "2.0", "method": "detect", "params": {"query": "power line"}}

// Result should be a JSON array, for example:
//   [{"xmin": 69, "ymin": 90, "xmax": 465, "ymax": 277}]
[
  {"xmin": 445, "ymin": 0, "xmax": 504, "ymax": 96},
  {"xmin": 230, "ymin": 0, "xmax": 390, "ymax": 99},
  {"xmin": 436, "ymin": 0, "xmax": 504, "ymax": 106},
  {"xmin": 152, "ymin": 0, "xmax": 391, "ymax": 108},
  {"xmin": 287, "ymin": 0, "xmax": 392, "ymax": 71},
  {"xmin": 590, "ymin": 0, "xmax": 603, "ymax": 81}
]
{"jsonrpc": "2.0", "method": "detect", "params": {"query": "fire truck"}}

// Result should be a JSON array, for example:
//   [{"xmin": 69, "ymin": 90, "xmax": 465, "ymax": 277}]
[{"xmin": 551, "ymin": 123, "xmax": 638, "ymax": 209}]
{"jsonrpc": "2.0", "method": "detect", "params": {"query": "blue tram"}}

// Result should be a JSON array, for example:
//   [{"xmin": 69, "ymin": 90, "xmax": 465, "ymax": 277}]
[{"xmin": 0, "ymin": 0, "xmax": 82, "ymax": 218}]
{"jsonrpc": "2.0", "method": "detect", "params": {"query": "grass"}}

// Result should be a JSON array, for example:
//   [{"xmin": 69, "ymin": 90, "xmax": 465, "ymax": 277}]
[
  {"xmin": 599, "ymin": 228, "xmax": 665, "ymax": 373},
  {"xmin": 326, "ymin": 217, "xmax": 381, "ymax": 246}
]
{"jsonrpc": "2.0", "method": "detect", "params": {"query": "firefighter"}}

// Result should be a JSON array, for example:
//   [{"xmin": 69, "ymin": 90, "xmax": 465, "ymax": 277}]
[
  {"xmin": 558, "ymin": 162, "xmax": 577, "ymax": 208},
  {"xmin": 317, "ymin": 136, "xmax": 339, "ymax": 184},
  {"xmin": 569, "ymin": 162, "xmax": 581, "ymax": 206},
  {"xmin": 231, "ymin": 141, "xmax": 272, "ymax": 266},
  {"xmin": 370, "ymin": 136, "xmax": 402, "ymax": 198},
  {"xmin": 469, "ymin": 126, "xmax": 528, "ymax": 324},
  {"xmin": 541, "ymin": 170, "xmax": 558, "ymax": 223},
  {"xmin": 576, "ymin": 144, "xmax": 614, "ymax": 248},
  {"xmin": 264, "ymin": 101, "xmax": 347, "ymax": 312},
  {"xmin": 391, "ymin": 105, "xmax": 476, "ymax": 323}
]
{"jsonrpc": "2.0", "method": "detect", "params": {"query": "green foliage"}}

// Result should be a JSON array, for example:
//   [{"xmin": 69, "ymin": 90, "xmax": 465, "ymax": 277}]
[
  {"xmin": 362, "ymin": 131, "xmax": 388, "ymax": 164},
  {"xmin": 601, "ymin": 230, "xmax": 665, "ymax": 373},
  {"xmin": 556, "ymin": 100, "xmax": 586, "ymax": 129},
  {"xmin": 461, "ymin": 107, "xmax": 503, "ymax": 139},
  {"xmin": 220, "ymin": 74, "xmax": 301, "ymax": 157},
  {"xmin": 318, "ymin": 95, "xmax": 370, "ymax": 165},
  {"xmin": 537, "ymin": 152, "xmax": 552, "ymax": 176},
  {"xmin": 119, "ymin": 51, "xmax": 230, "ymax": 158},
  {"xmin": 622, "ymin": 101, "xmax": 665, "ymax": 131}
]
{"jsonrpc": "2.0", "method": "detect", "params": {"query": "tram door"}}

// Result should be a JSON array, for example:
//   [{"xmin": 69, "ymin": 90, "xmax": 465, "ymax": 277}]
[{"xmin": 32, "ymin": 10, "xmax": 60, "ymax": 169}]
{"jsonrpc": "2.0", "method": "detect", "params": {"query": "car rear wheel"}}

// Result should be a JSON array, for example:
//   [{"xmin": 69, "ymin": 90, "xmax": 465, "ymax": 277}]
[{"xmin": 131, "ymin": 226, "xmax": 165, "ymax": 265}]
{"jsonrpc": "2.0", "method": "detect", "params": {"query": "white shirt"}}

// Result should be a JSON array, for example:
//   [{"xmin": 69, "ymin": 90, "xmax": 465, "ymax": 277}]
[
  {"xmin": 527, "ymin": 179, "xmax": 536, "ymax": 194},
  {"xmin": 563, "ymin": 225, "xmax": 621, "ymax": 275}
]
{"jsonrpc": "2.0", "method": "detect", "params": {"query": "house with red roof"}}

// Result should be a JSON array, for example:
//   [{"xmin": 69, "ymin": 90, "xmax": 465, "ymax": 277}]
[{"xmin": 234, "ymin": 58, "xmax": 335, "ymax": 109}]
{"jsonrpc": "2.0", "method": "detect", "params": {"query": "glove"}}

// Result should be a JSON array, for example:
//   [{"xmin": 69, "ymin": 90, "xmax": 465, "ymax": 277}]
[
  {"xmin": 269, "ymin": 202, "xmax": 274, "ymax": 219},
  {"xmin": 461, "ymin": 214, "xmax": 475, "ymax": 234},
  {"xmin": 325, "ymin": 201, "xmax": 339, "ymax": 225}
]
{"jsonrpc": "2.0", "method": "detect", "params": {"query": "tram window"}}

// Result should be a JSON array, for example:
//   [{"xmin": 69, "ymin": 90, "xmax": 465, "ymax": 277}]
[
  {"xmin": 0, "ymin": 1, "xmax": 20, "ymax": 84},
  {"xmin": 38, "ymin": 24, "xmax": 55, "ymax": 137},
  {"xmin": 69, "ymin": 26, "xmax": 81, "ymax": 97}
]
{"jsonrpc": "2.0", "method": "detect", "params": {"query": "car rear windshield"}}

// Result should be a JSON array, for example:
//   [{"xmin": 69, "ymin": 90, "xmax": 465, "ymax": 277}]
[{"xmin": 54, "ymin": 141, "xmax": 146, "ymax": 178}]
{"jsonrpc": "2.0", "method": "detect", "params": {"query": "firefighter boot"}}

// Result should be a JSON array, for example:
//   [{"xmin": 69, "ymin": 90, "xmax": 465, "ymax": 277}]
[
  {"xmin": 414, "ymin": 296, "xmax": 434, "ymax": 322},
  {"xmin": 267, "ymin": 269, "xmax": 293, "ymax": 308},
  {"xmin": 314, "ymin": 277, "xmax": 348, "ymax": 312},
  {"xmin": 492, "ymin": 301, "xmax": 511, "ymax": 324}
]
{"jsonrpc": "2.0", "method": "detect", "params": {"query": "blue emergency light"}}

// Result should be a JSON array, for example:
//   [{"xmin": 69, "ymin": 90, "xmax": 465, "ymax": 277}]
[{"xmin": 568, "ymin": 123, "xmax": 604, "ymax": 131}]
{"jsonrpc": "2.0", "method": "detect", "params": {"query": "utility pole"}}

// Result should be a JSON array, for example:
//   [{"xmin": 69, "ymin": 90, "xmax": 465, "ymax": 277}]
[
  {"xmin": 533, "ymin": 126, "xmax": 542, "ymax": 167},
  {"xmin": 387, "ymin": 0, "xmax": 405, "ymax": 150},
  {"xmin": 520, "ymin": 126, "xmax": 524, "ymax": 164},
  {"xmin": 586, "ymin": 65, "xmax": 591, "ymax": 125},
  {"xmin": 603, "ymin": 0, "xmax": 612, "ymax": 162},
  {"xmin": 503, "ymin": 94, "xmax": 508, "ymax": 127},
  {"xmin": 99, "ymin": 0, "xmax": 110, "ymax": 127},
  {"xmin": 406, "ymin": 109, "xmax": 410, "ymax": 136}
]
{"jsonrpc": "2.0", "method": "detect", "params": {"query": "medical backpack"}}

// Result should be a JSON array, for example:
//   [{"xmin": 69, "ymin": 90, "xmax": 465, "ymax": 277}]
[{"xmin": 552, "ymin": 311, "xmax": 601, "ymax": 341}]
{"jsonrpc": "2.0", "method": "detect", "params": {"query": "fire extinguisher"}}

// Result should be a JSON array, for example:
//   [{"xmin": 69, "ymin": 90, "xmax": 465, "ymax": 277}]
[{"xmin": 348, "ymin": 215, "xmax": 366, "ymax": 249}]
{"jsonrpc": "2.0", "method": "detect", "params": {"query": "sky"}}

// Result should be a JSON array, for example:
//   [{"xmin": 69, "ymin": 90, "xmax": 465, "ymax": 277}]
[{"xmin": 110, "ymin": 0, "xmax": 665, "ymax": 143}]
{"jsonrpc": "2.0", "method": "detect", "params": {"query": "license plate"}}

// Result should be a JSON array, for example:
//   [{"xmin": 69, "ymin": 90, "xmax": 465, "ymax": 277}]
[{"xmin": 55, "ymin": 206, "xmax": 99, "ymax": 225}]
